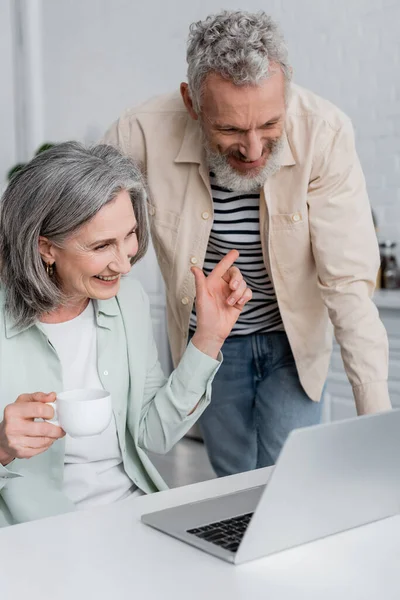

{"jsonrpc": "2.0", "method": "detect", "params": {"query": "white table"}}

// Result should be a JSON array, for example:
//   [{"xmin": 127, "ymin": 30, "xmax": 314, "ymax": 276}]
[{"xmin": 1, "ymin": 467, "xmax": 399, "ymax": 600}]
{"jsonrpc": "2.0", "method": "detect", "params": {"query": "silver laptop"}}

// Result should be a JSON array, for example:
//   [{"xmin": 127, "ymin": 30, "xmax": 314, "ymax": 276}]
[{"xmin": 142, "ymin": 409, "xmax": 400, "ymax": 564}]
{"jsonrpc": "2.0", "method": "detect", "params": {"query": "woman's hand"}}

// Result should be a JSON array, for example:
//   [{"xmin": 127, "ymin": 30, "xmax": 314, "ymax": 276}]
[
  {"xmin": 0, "ymin": 392, "xmax": 65, "ymax": 466},
  {"xmin": 191, "ymin": 250, "xmax": 252, "ymax": 358}
]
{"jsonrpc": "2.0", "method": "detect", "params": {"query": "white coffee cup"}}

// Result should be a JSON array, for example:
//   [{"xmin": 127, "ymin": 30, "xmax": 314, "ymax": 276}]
[{"xmin": 46, "ymin": 388, "xmax": 112, "ymax": 437}]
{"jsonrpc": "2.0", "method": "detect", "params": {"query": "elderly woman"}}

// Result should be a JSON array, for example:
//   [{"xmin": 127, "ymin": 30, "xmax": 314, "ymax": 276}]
[{"xmin": 0, "ymin": 142, "xmax": 251, "ymax": 527}]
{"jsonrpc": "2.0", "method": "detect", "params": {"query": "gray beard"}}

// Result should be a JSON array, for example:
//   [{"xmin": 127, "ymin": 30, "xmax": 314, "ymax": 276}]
[{"xmin": 203, "ymin": 135, "xmax": 284, "ymax": 193}]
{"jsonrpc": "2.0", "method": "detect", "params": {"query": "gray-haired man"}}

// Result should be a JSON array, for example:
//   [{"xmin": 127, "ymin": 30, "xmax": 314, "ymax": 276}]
[{"xmin": 103, "ymin": 10, "xmax": 390, "ymax": 477}]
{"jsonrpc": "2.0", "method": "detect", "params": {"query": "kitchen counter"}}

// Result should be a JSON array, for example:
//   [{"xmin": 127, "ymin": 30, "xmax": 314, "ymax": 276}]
[
  {"xmin": 327, "ymin": 288, "xmax": 400, "ymax": 421},
  {"xmin": 373, "ymin": 290, "xmax": 400, "ymax": 310}
]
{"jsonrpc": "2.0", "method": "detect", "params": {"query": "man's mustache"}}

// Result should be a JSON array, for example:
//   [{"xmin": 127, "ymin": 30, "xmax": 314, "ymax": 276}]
[{"xmin": 223, "ymin": 137, "xmax": 280, "ymax": 162}]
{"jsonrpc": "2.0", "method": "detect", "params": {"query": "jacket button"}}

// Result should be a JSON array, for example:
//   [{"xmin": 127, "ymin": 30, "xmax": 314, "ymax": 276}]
[
  {"xmin": 201, "ymin": 211, "xmax": 210, "ymax": 220},
  {"xmin": 190, "ymin": 256, "xmax": 198, "ymax": 265},
  {"xmin": 103, "ymin": 370, "xmax": 109, "ymax": 376},
  {"xmin": 181, "ymin": 297, "xmax": 189, "ymax": 305},
  {"xmin": 292, "ymin": 212, "xmax": 301, "ymax": 223}
]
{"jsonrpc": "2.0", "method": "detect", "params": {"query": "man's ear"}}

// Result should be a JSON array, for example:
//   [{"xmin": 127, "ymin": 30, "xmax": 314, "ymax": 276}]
[
  {"xmin": 38, "ymin": 236, "xmax": 56, "ymax": 265},
  {"xmin": 180, "ymin": 82, "xmax": 199, "ymax": 120}
]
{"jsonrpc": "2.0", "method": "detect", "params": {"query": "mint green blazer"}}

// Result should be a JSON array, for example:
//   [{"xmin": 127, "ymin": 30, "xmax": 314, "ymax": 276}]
[{"xmin": 0, "ymin": 278, "xmax": 220, "ymax": 526}]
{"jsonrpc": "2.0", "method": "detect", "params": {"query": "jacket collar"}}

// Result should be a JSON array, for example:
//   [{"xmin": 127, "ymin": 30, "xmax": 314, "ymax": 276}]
[
  {"xmin": 94, "ymin": 296, "xmax": 119, "ymax": 330},
  {"xmin": 4, "ymin": 296, "xmax": 120, "ymax": 339},
  {"xmin": 4, "ymin": 313, "xmax": 33, "ymax": 339},
  {"xmin": 174, "ymin": 115, "xmax": 296, "ymax": 168},
  {"xmin": 94, "ymin": 296, "xmax": 119, "ymax": 318}
]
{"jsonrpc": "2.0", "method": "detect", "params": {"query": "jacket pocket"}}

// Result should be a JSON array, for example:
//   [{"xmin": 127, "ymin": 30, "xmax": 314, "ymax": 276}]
[
  {"xmin": 269, "ymin": 211, "xmax": 312, "ymax": 275},
  {"xmin": 270, "ymin": 211, "xmax": 306, "ymax": 231}
]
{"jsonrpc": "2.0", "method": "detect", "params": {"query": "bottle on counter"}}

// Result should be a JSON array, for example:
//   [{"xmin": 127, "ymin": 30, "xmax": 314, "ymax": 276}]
[
  {"xmin": 379, "ymin": 241, "xmax": 399, "ymax": 289},
  {"xmin": 372, "ymin": 210, "xmax": 381, "ymax": 289}
]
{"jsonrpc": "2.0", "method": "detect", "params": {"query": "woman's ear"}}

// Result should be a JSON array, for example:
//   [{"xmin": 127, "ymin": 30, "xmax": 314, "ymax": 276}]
[{"xmin": 38, "ymin": 236, "xmax": 56, "ymax": 264}]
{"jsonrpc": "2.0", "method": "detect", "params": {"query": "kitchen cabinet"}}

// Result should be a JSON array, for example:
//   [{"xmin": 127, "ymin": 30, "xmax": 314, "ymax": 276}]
[{"xmin": 325, "ymin": 290, "xmax": 400, "ymax": 421}]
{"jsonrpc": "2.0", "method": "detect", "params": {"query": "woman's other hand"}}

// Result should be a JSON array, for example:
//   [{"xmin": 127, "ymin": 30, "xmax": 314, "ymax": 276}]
[
  {"xmin": 191, "ymin": 249, "xmax": 252, "ymax": 358},
  {"xmin": 0, "ymin": 392, "xmax": 65, "ymax": 466}
]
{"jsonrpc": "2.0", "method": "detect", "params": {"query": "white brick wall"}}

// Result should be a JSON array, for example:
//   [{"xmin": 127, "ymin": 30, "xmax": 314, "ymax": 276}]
[
  {"xmin": 0, "ymin": 0, "xmax": 16, "ymax": 187},
  {"xmin": 270, "ymin": 0, "xmax": 400, "ymax": 255},
  {"xmin": 41, "ymin": 0, "xmax": 400, "ymax": 252},
  {"xmin": 3, "ymin": 0, "xmax": 399, "ymax": 248}
]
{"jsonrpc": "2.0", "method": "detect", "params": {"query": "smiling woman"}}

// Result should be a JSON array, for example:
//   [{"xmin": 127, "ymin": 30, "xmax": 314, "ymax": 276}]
[
  {"xmin": 38, "ymin": 189, "xmax": 140, "ymax": 322},
  {"xmin": 0, "ymin": 142, "xmax": 149, "ymax": 327},
  {"xmin": 0, "ymin": 142, "xmax": 252, "ymax": 526}
]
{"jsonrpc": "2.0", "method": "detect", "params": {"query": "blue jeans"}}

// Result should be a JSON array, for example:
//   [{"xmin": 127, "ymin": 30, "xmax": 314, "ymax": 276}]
[{"xmin": 198, "ymin": 332, "xmax": 323, "ymax": 477}]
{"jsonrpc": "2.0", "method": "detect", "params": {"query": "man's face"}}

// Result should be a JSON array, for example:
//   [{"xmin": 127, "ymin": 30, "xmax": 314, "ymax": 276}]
[{"xmin": 198, "ymin": 69, "xmax": 286, "ymax": 192}]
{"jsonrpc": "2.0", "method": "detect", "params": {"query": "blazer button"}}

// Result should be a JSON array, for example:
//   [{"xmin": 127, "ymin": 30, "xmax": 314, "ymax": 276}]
[
  {"xmin": 201, "ymin": 211, "xmax": 210, "ymax": 220},
  {"xmin": 190, "ymin": 256, "xmax": 198, "ymax": 265},
  {"xmin": 292, "ymin": 212, "xmax": 301, "ymax": 223},
  {"xmin": 181, "ymin": 297, "xmax": 189, "ymax": 305}
]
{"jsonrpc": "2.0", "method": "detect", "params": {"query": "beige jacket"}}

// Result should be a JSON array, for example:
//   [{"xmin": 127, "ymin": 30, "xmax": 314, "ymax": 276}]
[{"xmin": 103, "ymin": 83, "xmax": 390, "ymax": 415}]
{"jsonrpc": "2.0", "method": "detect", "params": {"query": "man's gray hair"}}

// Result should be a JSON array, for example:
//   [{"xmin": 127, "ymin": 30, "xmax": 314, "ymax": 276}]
[
  {"xmin": 187, "ymin": 10, "xmax": 291, "ymax": 112},
  {"xmin": 0, "ymin": 142, "xmax": 149, "ymax": 328}
]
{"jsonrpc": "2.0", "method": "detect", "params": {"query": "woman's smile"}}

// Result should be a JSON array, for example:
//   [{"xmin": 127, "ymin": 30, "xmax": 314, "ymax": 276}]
[{"xmin": 94, "ymin": 273, "xmax": 120, "ymax": 283}]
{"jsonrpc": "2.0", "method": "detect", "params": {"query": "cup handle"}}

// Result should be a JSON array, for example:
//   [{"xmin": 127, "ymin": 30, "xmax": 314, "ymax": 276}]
[{"xmin": 45, "ymin": 401, "xmax": 60, "ymax": 427}]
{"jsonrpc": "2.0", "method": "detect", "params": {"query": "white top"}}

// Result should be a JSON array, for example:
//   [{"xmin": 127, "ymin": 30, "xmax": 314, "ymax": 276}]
[
  {"xmin": 1, "ymin": 467, "xmax": 399, "ymax": 600},
  {"xmin": 41, "ymin": 301, "xmax": 137, "ymax": 509}
]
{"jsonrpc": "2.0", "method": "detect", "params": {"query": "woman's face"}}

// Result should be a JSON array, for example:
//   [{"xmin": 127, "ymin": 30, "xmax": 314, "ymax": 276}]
[{"xmin": 42, "ymin": 190, "xmax": 138, "ymax": 303}]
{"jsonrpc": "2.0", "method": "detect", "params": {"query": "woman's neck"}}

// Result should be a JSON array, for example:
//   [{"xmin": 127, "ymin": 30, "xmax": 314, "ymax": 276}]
[{"xmin": 39, "ymin": 297, "xmax": 90, "ymax": 324}]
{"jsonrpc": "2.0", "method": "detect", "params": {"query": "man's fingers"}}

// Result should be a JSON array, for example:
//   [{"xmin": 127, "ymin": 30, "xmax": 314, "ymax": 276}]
[{"xmin": 209, "ymin": 249, "xmax": 240, "ymax": 280}]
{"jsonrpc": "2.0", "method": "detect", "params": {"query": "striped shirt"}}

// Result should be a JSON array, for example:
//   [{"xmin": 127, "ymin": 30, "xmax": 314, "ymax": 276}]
[{"xmin": 190, "ymin": 173, "xmax": 284, "ymax": 336}]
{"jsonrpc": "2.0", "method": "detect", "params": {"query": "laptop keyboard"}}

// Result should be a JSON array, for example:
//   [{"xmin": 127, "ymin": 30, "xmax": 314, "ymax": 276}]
[{"xmin": 187, "ymin": 512, "xmax": 254, "ymax": 553}]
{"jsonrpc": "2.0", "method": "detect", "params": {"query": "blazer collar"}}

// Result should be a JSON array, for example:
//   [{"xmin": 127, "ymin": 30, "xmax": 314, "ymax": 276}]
[
  {"xmin": 4, "ymin": 296, "xmax": 120, "ymax": 339},
  {"xmin": 4, "ymin": 312, "xmax": 34, "ymax": 339}
]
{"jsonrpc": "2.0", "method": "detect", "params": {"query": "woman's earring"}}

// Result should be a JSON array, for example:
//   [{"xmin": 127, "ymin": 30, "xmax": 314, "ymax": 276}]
[{"xmin": 46, "ymin": 262, "xmax": 55, "ymax": 277}]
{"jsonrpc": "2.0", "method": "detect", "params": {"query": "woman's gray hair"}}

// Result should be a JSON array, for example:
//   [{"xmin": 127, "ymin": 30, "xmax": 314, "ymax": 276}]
[
  {"xmin": 0, "ymin": 141, "xmax": 149, "ymax": 328},
  {"xmin": 187, "ymin": 10, "xmax": 291, "ymax": 113}
]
